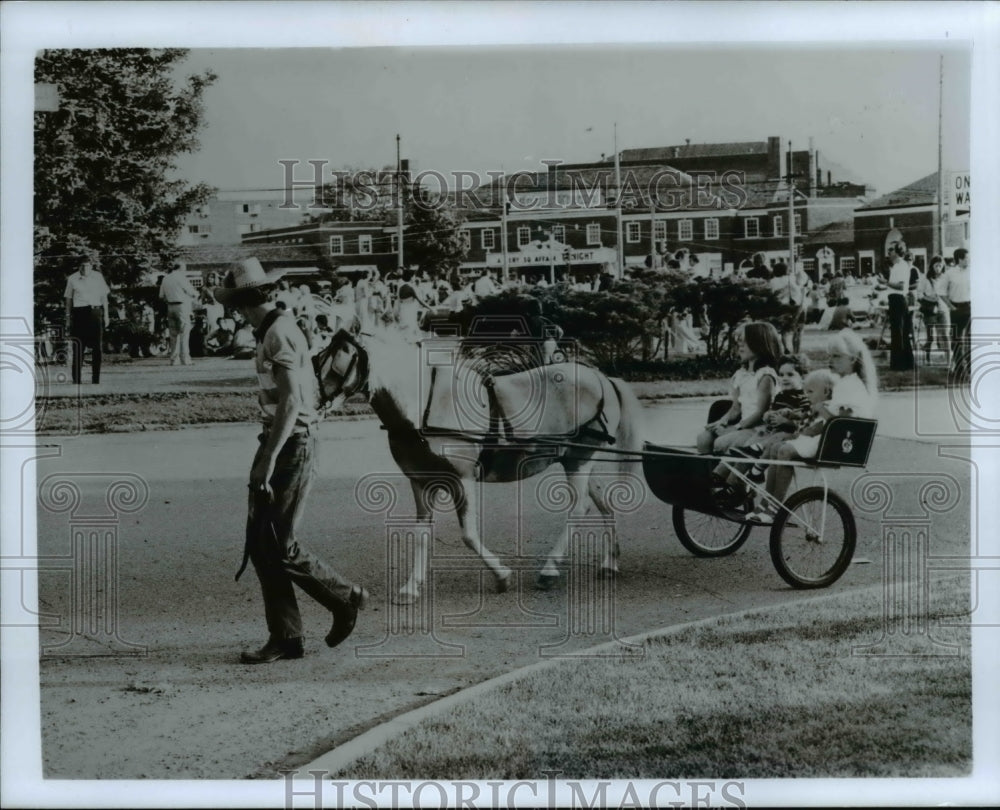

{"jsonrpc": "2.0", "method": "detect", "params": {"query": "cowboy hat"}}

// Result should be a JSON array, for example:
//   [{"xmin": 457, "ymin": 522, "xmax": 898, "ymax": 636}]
[{"xmin": 212, "ymin": 258, "xmax": 288, "ymax": 304}]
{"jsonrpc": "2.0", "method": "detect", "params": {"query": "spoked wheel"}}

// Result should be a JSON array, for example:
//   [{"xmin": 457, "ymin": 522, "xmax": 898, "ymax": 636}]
[
  {"xmin": 769, "ymin": 487, "xmax": 856, "ymax": 588},
  {"xmin": 672, "ymin": 506, "xmax": 753, "ymax": 557}
]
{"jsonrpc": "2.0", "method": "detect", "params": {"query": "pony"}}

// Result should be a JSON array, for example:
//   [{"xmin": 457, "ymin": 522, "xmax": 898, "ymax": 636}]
[{"xmin": 316, "ymin": 327, "xmax": 645, "ymax": 604}]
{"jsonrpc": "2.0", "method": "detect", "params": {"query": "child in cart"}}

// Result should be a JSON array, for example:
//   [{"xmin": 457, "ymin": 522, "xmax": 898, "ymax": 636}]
[
  {"xmin": 699, "ymin": 321, "xmax": 782, "ymax": 462},
  {"xmin": 712, "ymin": 355, "xmax": 811, "ymax": 505},
  {"xmin": 747, "ymin": 330, "xmax": 878, "ymax": 524}
]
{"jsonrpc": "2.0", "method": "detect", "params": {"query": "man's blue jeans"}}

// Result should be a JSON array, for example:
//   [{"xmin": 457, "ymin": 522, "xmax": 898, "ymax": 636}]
[{"xmin": 247, "ymin": 429, "xmax": 356, "ymax": 640}]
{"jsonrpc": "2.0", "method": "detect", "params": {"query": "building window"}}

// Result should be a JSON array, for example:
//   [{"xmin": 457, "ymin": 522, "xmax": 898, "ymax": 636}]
[
  {"xmin": 189, "ymin": 276, "xmax": 203, "ymax": 289},
  {"xmin": 744, "ymin": 217, "xmax": 759, "ymax": 238},
  {"xmin": 390, "ymin": 233, "xmax": 398, "ymax": 253},
  {"xmin": 626, "ymin": 222, "xmax": 641, "ymax": 243},
  {"xmin": 238, "ymin": 203, "xmax": 261, "ymax": 216},
  {"xmin": 517, "ymin": 226, "xmax": 531, "ymax": 247},
  {"xmin": 481, "ymin": 229, "xmax": 495, "ymax": 250},
  {"xmin": 801, "ymin": 258, "xmax": 816, "ymax": 276},
  {"xmin": 654, "ymin": 220, "xmax": 667, "ymax": 242},
  {"xmin": 793, "ymin": 213, "xmax": 802, "ymax": 235},
  {"xmin": 187, "ymin": 224, "xmax": 211, "ymax": 236},
  {"xmin": 329, "ymin": 236, "xmax": 344, "ymax": 255},
  {"xmin": 678, "ymin": 219, "xmax": 693, "ymax": 241},
  {"xmin": 552, "ymin": 225, "xmax": 566, "ymax": 244},
  {"xmin": 704, "ymin": 218, "xmax": 720, "ymax": 240},
  {"xmin": 840, "ymin": 256, "xmax": 856, "ymax": 275},
  {"xmin": 459, "ymin": 229, "xmax": 471, "ymax": 249},
  {"xmin": 586, "ymin": 223, "xmax": 601, "ymax": 246},
  {"xmin": 773, "ymin": 216, "xmax": 783, "ymax": 237},
  {"xmin": 358, "ymin": 235, "xmax": 372, "ymax": 255}
]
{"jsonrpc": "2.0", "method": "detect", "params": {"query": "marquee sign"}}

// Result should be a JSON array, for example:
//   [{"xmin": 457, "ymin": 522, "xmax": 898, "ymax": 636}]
[{"xmin": 487, "ymin": 246, "xmax": 616, "ymax": 267}]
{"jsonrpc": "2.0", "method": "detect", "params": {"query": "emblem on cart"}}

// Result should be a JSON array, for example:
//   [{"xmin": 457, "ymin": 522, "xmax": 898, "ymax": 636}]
[{"xmin": 842, "ymin": 431, "xmax": 854, "ymax": 454}]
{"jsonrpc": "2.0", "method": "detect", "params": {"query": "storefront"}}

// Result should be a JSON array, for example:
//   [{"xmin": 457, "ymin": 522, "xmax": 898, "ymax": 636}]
[{"xmin": 486, "ymin": 240, "xmax": 618, "ymax": 284}]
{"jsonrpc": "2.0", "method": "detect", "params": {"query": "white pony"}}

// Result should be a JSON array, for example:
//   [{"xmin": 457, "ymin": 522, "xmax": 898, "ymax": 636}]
[{"xmin": 316, "ymin": 327, "xmax": 645, "ymax": 603}]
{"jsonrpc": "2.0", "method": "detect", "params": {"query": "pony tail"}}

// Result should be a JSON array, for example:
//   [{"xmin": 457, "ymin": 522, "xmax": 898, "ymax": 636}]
[
  {"xmin": 838, "ymin": 328, "xmax": 879, "ymax": 400},
  {"xmin": 608, "ymin": 377, "xmax": 645, "ymax": 477},
  {"xmin": 858, "ymin": 347, "xmax": 879, "ymax": 401}
]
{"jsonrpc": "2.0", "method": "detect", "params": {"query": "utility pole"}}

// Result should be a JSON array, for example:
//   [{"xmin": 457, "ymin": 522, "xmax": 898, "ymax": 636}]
[
  {"xmin": 396, "ymin": 134, "xmax": 405, "ymax": 273},
  {"xmin": 936, "ymin": 53, "xmax": 945, "ymax": 258},
  {"xmin": 788, "ymin": 139, "xmax": 796, "ymax": 271},
  {"xmin": 650, "ymin": 198, "xmax": 657, "ymax": 268},
  {"xmin": 500, "ymin": 166, "xmax": 509, "ymax": 284},
  {"xmin": 614, "ymin": 123, "xmax": 624, "ymax": 279}
]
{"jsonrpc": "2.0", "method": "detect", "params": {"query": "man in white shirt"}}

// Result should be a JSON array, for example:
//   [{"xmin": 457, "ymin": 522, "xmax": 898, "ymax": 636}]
[
  {"xmin": 885, "ymin": 243, "xmax": 915, "ymax": 371},
  {"xmin": 471, "ymin": 269, "xmax": 499, "ymax": 299},
  {"xmin": 64, "ymin": 260, "xmax": 110, "ymax": 384},
  {"xmin": 940, "ymin": 247, "xmax": 971, "ymax": 376},
  {"xmin": 158, "ymin": 263, "xmax": 200, "ymax": 365}
]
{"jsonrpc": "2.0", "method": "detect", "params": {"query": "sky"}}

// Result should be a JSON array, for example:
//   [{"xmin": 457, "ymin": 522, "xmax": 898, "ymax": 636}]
[{"xmin": 170, "ymin": 44, "xmax": 971, "ymax": 199}]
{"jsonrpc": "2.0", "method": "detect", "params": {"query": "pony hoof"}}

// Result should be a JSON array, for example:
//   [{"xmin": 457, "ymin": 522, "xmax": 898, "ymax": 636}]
[
  {"xmin": 393, "ymin": 590, "xmax": 419, "ymax": 605},
  {"xmin": 495, "ymin": 571, "xmax": 513, "ymax": 594},
  {"xmin": 536, "ymin": 573, "xmax": 560, "ymax": 591}
]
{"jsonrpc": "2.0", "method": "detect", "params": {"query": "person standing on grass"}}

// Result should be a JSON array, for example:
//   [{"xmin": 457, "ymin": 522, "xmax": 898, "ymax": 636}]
[
  {"xmin": 940, "ymin": 248, "xmax": 971, "ymax": 378},
  {"xmin": 214, "ymin": 258, "xmax": 369, "ymax": 665},
  {"xmin": 158, "ymin": 262, "xmax": 200, "ymax": 366},
  {"xmin": 64, "ymin": 259, "xmax": 110, "ymax": 385}
]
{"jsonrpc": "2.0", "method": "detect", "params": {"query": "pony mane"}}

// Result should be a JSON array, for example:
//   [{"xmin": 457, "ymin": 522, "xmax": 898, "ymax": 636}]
[{"xmin": 362, "ymin": 326, "xmax": 436, "ymax": 427}]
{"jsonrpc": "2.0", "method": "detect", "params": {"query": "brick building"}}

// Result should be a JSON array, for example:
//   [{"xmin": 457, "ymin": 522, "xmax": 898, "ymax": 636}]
[{"xmin": 853, "ymin": 171, "xmax": 969, "ymax": 277}]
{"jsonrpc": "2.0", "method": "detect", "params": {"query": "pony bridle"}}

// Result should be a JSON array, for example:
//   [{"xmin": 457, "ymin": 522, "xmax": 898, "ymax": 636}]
[{"xmin": 319, "ymin": 330, "xmax": 370, "ymax": 402}]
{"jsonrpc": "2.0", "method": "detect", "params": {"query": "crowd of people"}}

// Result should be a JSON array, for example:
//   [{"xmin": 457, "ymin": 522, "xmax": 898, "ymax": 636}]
[{"xmin": 48, "ymin": 243, "xmax": 972, "ymax": 389}]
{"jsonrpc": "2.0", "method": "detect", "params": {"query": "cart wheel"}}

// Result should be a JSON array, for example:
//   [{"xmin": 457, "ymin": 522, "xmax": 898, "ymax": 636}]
[
  {"xmin": 769, "ymin": 487, "xmax": 856, "ymax": 588},
  {"xmin": 672, "ymin": 506, "xmax": 752, "ymax": 557}
]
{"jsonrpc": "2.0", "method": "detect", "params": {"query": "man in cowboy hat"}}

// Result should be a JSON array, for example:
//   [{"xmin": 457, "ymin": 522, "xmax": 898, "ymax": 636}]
[{"xmin": 214, "ymin": 257, "xmax": 368, "ymax": 664}]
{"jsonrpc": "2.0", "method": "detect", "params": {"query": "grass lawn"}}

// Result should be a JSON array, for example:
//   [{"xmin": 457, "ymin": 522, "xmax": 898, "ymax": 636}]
[
  {"xmin": 34, "ymin": 359, "xmax": 952, "ymax": 435},
  {"xmin": 335, "ymin": 574, "xmax": 971, "ymax": 780},
  {"xmin": 34, "ymin": 391, "xmax": 375, "ymax": 434}
]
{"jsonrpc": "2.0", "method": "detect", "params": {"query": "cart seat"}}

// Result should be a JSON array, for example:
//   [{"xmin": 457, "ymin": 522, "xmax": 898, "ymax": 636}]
[{"xmin": 809, "ymin": 417, "xmax": 878, "ymax": 468}]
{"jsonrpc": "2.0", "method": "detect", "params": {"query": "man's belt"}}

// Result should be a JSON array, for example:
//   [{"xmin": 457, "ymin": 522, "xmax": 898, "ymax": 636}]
[{"xmin": 72, "ymin": 305, "xmax": 103, "ymax": 311}]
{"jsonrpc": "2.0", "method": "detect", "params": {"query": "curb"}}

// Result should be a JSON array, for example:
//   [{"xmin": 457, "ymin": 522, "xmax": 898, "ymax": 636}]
[{"xmin": 294, "ymin": 583, "xmax": 883, "ymax": 778}]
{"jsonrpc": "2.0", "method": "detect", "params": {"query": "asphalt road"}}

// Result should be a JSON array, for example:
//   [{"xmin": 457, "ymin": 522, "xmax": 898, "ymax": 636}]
[{"xmin": 30, "ymin": 390, "xmax": 975, "ymax": 778}]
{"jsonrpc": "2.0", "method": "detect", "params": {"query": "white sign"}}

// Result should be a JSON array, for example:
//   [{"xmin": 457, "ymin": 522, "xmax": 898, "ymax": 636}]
[
  {"xmin": 487, "ymin": 247, "xmax": 615, "ymax": 267},
  {"xmin": 949, "ymin": 172, "xmax": 970, "ymax": 214}
]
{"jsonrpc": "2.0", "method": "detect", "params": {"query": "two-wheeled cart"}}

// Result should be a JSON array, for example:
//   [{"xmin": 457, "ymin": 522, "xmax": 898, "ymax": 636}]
[{"xmin": 641, "ymin": 400, "xmax": 878, "ymax": 589}]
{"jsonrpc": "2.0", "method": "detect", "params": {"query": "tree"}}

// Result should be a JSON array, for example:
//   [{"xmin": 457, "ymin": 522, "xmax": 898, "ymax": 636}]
[
  {"xmin": 304, "ymin": 175, "xmax": 468, "ymax": 278},
  {"xmin": 34, "ymin": 49, "xmax": 217, "ymax": 321},
  {"xmin": 401, "ymin": 186, "xmax": 468, "ymax": 278}
]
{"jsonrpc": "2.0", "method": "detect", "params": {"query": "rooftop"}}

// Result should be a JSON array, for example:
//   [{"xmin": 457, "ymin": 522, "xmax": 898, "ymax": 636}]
[{"xmin": 857, "ymin": 172, "xmax": 938, "ymax": 210}]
